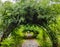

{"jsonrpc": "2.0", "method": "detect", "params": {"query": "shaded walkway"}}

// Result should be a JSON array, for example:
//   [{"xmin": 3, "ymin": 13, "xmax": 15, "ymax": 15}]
[{"xmin": 22, "ymin": 39, "xmax": 40, "ymax": 47}]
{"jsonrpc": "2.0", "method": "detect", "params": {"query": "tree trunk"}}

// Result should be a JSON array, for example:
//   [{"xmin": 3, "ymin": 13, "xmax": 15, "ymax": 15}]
[
  {"xmin": 0, "ymin": 21, "xmax": 19, "ymax": 46},
  {"xmin": 42, "ymin": 24, "xmax": 58, "ymax": 47}
]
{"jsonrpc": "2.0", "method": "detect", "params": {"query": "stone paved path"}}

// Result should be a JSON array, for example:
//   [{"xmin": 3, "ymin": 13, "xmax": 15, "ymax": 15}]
[{"xmin": 22, "ymin": 39, "xmax": 39, "ymax": 47}]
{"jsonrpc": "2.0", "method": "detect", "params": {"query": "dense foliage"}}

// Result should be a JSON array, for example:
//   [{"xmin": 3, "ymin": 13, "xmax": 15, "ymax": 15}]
[{"xmin": 0, "ymin": 0, "xmax": 60, "ymax": 47}]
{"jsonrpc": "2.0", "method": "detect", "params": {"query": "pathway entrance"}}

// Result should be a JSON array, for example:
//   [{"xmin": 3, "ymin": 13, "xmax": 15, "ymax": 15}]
[
  {"xmin": 22, "ymin": 39, "xmax": 39, "ymax": 47},
  {"xmin": 22, "ymin": 31, "xmax": 40, "ymax": 47}
]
